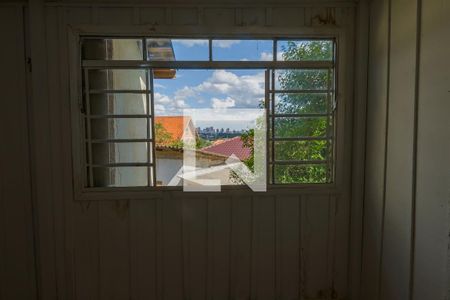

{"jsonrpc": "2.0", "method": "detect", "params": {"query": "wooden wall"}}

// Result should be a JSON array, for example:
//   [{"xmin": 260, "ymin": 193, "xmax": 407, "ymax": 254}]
[
  {"xmin": 23, "ymin": 1, "xmax": 360, "ymax": 299},
  {"xmin": 361, "ymin": 0, "xmax": 450, "ymax": 299},
  {"xmin": 0, "ymin": 4, "xmax": 37, "ymax": 300}
]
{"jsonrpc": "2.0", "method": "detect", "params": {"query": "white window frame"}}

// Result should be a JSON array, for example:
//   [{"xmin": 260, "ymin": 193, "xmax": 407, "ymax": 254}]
[{"xmin": 68, "ymin": 27, "xmax": 349, "ymax": 200}]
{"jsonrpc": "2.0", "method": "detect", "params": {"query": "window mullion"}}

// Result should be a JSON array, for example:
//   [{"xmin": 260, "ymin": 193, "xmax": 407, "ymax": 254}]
[
  {"xmin": 326, "ymin": 67, "xmax": 333, "ymax": 182},
  {"xmin": 270, "ymin": 68, "xmax": 276, "ymax": 184},
  {"xmin": 84, "ymin": 69, "xmax": 94, "ymax": 187},
  {"xmin": 265, "ymin": 69, "xmax": 270, "ymax": 186},
  {"xmin": 149, "ymin": 68, "xmax": 157, "ymax": 187}
]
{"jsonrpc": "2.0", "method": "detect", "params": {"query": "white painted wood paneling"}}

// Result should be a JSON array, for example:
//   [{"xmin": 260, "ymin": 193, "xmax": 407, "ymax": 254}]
[
  {"xmin": 362, "ymin": 0, "xmax": 450, "ymax": 299},
  {"xmin": 360, "ymin": 0, "xmax": 390, "ymax": 298},
  {"xmin": 23, "ymin": 2, "xmax": 358, "ymax": 299},
  {"xmin": 413, "ymin": 0, "xmax": 450, "ymax": 298},
  {"xmin": 379, "ymin": 0, "xmax": 418, "ymax": 299}
]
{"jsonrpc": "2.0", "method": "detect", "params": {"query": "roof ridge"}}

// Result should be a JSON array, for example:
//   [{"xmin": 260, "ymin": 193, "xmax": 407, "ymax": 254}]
[{"xmin": 200, "ymin": 136, "xmax": 240, "ymax": 151}]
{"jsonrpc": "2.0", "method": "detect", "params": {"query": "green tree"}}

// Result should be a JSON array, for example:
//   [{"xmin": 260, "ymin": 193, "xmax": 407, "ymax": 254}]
[
  {"xmin": 155, "ymin": 123, "xmax": 184, "ymax": 149},
  {"xmin": 237, "ymin": 40, "xmax": 333, "ymax": 184},
  {"xmin": 274, "ymin": 40, "xmax": 333, "ymax": 183},
  {"xmin": 155, "ymin": 123, "xmax": 172, "ymax": 145}
]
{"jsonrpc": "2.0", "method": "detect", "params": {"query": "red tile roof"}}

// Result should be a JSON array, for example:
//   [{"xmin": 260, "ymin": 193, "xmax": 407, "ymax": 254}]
[
  {"xmin": 154, "ymin": 116, "xmax": 194, "ymax": 146},
  {"xmin": 200, "ymin": 136, "xmax": 252, "ymax": 161}
]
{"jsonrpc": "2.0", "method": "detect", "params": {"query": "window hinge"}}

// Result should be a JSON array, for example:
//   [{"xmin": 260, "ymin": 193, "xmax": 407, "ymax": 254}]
[{"xmin": 26, "ymin": 57, "xmax": 32, "ymax": 72}]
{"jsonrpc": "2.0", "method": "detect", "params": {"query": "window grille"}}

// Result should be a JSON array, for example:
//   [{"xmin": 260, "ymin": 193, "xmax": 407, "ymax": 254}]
[{"xmin": 79, "ymin": 37, "xmax": 336, "ymax": 188}]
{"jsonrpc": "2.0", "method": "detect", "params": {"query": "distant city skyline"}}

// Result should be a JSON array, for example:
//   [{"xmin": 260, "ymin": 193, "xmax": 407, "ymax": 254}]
[{"xmin": 196, "ymin": 126, "xmax": 246, "ymax": 134}]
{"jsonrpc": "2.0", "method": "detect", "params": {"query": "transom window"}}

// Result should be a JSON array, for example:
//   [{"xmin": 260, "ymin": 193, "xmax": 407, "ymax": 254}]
[{"xmin": 79, "ymin": 37, "xmax": 336, "ymax": 188}]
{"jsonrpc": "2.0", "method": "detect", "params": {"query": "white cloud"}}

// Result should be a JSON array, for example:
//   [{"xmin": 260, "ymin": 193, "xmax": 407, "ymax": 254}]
[
  {"xmin": 213, "ymin": 40, "xmax": 241, "ymax": 48},
  {"xmin": 172, "ymin": 39, "xmax": 208, "ymax": 47},
  {"xmin": 211, "ymin": 97, "xmax": 236, "ymax": 109},
  {"xmin": 154, "ymin": 83, "xmax": 166, "ymax": 89},
  {"xmin": 170, "ymin": 70, "xmax": 264, "ymax": 109},
  {"xmin": 259, "ymin": 51, "xmax": 284, "ymax": 61},
  {"xmin": 154, "ymin": 70, "xmax": 265, "ymax": 115},
  {"xmin": 155, "ymin": 104, "xmax": 166, "ymax": 112},
  {"xmin": 176, "ymin": 99, "xmax": 187, "ymax": 108},
  {"xmin": 154, "ymin": 91, "xmax": 190, "ymax": 115},
  {"xmin": 174, "ymin": 86, "xmax": 195, "ymax": 101},
  {"xmin": 154, "ymin": 92, "xmax": 171, "ymax": 104},
  {"xmin": 260, "ymin": 52, "xmax": 273, "ymax": 61},
  {"xmin": 185, "ymin": 108, "xmax": 264, "ymax": 123},
  {"xmin": 172, "ymin": 40, "xmax": 241, "ymax": 49}
]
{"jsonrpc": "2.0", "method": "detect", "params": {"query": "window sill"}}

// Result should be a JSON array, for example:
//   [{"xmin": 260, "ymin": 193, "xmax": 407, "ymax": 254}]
[{"xmin": 74, "ymin": 183, "xmax": 341, "ymax": 201}]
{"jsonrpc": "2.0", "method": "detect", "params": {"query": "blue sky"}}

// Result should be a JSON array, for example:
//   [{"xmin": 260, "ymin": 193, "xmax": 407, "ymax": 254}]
[
  {"xmin": 152, "ymin": 40, "xmax": 276, "ymax": 119},
  {"xmin": 151, "ymin": 40, "xmax": 284, "ymax": 130}
]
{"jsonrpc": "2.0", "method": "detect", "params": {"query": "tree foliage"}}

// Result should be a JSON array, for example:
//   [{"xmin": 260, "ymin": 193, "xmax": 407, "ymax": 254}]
[{"xmin": 239, "ymin": 40, "xmax": 334, "ymax": 184}]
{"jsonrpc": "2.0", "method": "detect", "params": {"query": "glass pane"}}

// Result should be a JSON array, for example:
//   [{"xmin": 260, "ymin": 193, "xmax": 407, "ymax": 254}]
[
  {"xmin": 90, "ymin": 118, "xmax": 149, "ymax": 140},
  {"xmin": 171, "ymin": 39, "xmax": 209, "ymax": 60},
  {"xmin": 275, "ymin": 69, "xmax": 331, "ymax": 90},
  {"xmin": 274, "ymin": 93, "xmax": 329, "ymax": 114},
  {"xmin": 276, "ymin": 40, "xmax": 333, "ymax": 61},
  {"xmin": 274, "ymin": 164, "xmax": 329, "ymax": 184},
  {"xmin": 153, "ymin": 69, "xmax": 265, "ymax": 186},
  {"xmin": 87, "ymin": 69, "xmax": 147, "ymax": 91},
  {"xmin": 92, "ymin": 167, "xmax": 148, "ymax": 187},
  {"xmin": 274, "ymin": 117, "xmax": 328, "ymax": 138},
  {"xmin": 212, "ymin": 39, "xmax": 273, "ymax": 61},
  {"xmin": 274, "ymin": 140, "xmax": 329, "ymax": 161},
  {"xmin": 147, "ymin": 39, "xmax": 209, "ymax": 61},
  {"xmin": 89, "ymin": 93, "xmax": 148, "ymax": 115},
  {"xmin": 82, "ymin": 38, "xmax": 144, "ymax": 60},
  {"xmin": 92, "ymin": 142, "xmax": 150, "ymax": 164}
]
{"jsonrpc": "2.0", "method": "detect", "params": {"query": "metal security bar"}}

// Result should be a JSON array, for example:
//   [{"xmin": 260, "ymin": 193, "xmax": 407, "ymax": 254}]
[
  {"xmin": 267, "ymin": 55, "xmax": 336, "ymax": 183},
  {"xmin": 82, "ymin": 60, "xmax": 334, "ymax": 69},
  {"xmin": 82, "ymin": 67, "xmax": 156, "ymax": 187}
]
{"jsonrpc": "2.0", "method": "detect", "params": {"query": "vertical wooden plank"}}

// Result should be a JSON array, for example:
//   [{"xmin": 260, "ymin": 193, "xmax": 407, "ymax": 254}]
[
  {"xmin": 156, "ymin": 197, "xmax": 163, "ymax": 300},
  {"xmin": 413, "ymin": 0, "xmax": 450, "ymax": 298},
  {"xmin": 161, "ymin": 193, "xmax": 184, "ymax": 300},
  {"xmin": 275, "ymin": 195, "xmax": 300, "ymax": 300},
  {"xmin": 45, "ymin": 7, "xmax": 68, "ymax": 298},
  {"xmin": 207, "ymin": 196, "xmax": 232, "ymax": 300},
  {"xmin": 72, "ymin": 202, "xmax": 100, "ymax": 300},
  {"xmin": 98, "ymin": 200, "xmax": 130, "ymax": 300},
  {"xmin": 0, "ymin": 5, "xmax": 36, "ymax": 299},
  {"xmin": 182, "ymin": 197, "xmax": 208, "ymax": 300},
  {"xmin": 301, "ymin": 195, "xmax": 330, "ymax": 299},
  {"xmin": 251, "ymin": 195, "xmax": 276, "ymax": 300},
  {"xmin": 360, "ymin": 0, "xmax": 390, "ymax": 298},
  {"xmin": 349, "ymin": 1, "xmax": 369, "ymax": 299},
  {"xmin": 129, "ymin": 199, "xmax": 157, "ymax": 300},
  {"xmin": 28, "ymin": 1, "xmax": 58, "ymax": 297},
  {"xmin": 327, "ymin": 195, "xmax": 338, "ymax": 298},
  {"xmin": 380, "ymin": 0, "xmax": 418, "ymax": 298},
  {"xmin": 230, "ymin": 196, "xmax": 252, "ymax": 300},
  {"xmin": 58, "ymin": 5, "xmax": 78, "ymax": 299}
]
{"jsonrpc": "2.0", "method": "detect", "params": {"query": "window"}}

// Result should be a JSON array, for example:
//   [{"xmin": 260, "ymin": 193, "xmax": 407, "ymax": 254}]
[{"xmin": 79, "ymin": 37, "xmax": 336, "ymax": 189}]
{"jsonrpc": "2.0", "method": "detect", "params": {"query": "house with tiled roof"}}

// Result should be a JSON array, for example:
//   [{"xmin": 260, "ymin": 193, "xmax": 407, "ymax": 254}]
[
  {"xmin": 154, "ymin": 116, "xmax": 244, "ymax": 186},
  {"xmin": 154, "ymin": 116, "xmax": 196, "ymax": 148},
  {"xmin": 200, "ymin": 136, "xmax": 252, "ymax": 161}
]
